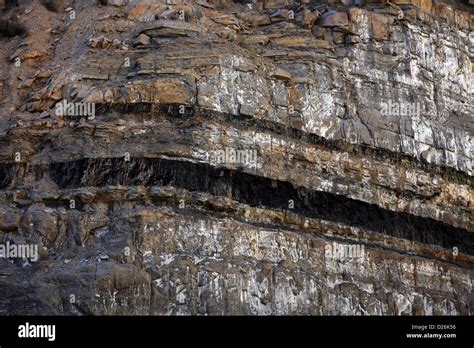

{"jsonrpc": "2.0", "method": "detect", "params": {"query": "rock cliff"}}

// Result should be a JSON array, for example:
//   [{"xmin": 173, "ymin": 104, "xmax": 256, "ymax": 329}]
[{"xmin": 0, "ymin": 0, "xmax": 472, "ymax": 315}]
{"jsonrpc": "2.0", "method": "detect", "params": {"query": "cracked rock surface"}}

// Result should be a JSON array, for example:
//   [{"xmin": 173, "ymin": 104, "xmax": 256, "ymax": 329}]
[{"xmin": 0, "ymin": 0, "xmax": 472, "ymax": 315}]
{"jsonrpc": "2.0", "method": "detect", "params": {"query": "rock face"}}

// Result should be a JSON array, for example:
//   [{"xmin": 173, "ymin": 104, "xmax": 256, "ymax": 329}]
[{"xmin": 0, "ymin": 0, "xmax": 472, "ymax": 315}]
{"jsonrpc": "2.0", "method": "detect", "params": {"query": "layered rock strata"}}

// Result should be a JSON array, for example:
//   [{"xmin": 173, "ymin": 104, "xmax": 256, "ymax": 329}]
[{"xmin": 0, "ymin": 0, "xmax": 472, "ymax": 315}]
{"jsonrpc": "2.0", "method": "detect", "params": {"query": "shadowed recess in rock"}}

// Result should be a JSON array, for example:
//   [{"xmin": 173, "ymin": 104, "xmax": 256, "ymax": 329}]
[{"xmin": 25, "ymin": 157, "xmax": 473, "ymax": 255}]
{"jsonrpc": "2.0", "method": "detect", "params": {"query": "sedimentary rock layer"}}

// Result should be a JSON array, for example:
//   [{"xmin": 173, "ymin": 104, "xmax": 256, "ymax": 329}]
[{"xmin": 0, "ymin": 0, "xmax": 472, "ymax": 315}]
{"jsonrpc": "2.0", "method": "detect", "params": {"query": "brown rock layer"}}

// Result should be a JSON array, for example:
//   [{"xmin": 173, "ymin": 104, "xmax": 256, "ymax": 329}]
[{"xmin": 0, "ymin": 0, "xmax": 472, "ymax": 315}]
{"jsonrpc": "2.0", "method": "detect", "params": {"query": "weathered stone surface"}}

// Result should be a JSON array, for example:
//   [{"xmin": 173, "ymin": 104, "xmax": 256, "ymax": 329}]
[
  {"xmin": 0, "ymin": 0, "xmax": 472, "ymax": 316},
  {"xmin": 135, "ymin": 33, "xmax": 151, "ymax": 45},
  {"xmin": 318, "ymin": 10, "xmax": 349, "ymax": 28}
]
